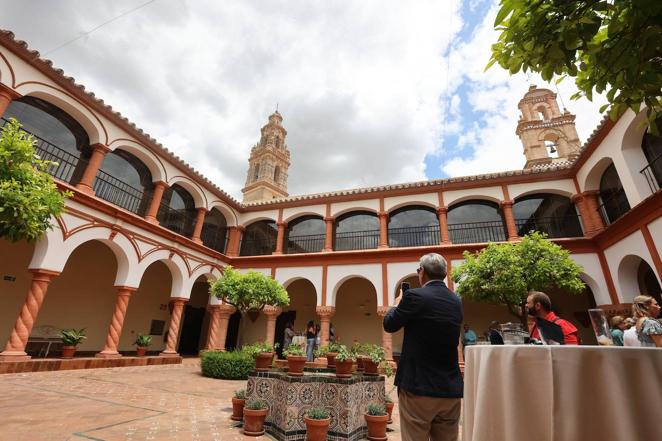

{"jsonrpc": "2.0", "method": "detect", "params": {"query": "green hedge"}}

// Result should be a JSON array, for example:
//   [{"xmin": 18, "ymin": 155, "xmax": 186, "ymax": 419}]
[{"xmin": 201, "ymin": 350, "xmax": 255, "ymax": 380}]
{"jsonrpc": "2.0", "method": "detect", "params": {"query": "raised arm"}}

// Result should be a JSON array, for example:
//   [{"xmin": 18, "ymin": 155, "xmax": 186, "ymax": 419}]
[{"xmin": 383, "ymin": 290, "xmax": 423, "ymax": 333}]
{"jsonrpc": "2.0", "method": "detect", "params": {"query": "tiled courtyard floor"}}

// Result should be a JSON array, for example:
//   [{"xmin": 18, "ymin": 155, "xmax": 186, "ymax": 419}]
[{"xmin": 0, "ymin": 358, "xmax": 403, "ymax": 440}]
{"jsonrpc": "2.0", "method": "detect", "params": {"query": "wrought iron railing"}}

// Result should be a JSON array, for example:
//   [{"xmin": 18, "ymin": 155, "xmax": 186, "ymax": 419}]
[
  {"xmin": 448, "ymin": 220, "xmax": 507, "ymax": 244},
  {"xmin": 2, "ymin": 116, "xmax": 82, "ymax": 183},
  {"xmin": 334, "ymin": 229, "xmax": 380, "ymax": 251},
  {"xmin": 640, "ymin": 153, "xmax": 662, "ymax": 194},
  {"xmin": 514, "ymin": 215, "xmax": 584, "ymax": 238},
  {"xmin": 598, "ymin": 192, "xmax": 630, "ymax": 226},
  {"xmin": 93, "ymin": 169, "xmax": 147, "ymax": 215},
  {"xmin": 388, "ymin": 225, "xmax": 440, "ymax": 247},
  {"xmin": 286, "ymin": 233, "xmax": 325, "ymax": 254},
  {"xmin": 240, "ymin": 236, "xmax": 277, "ymax": 256},
  {"xmin": 200, "ymin": 225, "xmax": 228, "ymax": 253},
  {"xmin": 157, "ymin": 204, "xmax": 197, "ymax": 237}
]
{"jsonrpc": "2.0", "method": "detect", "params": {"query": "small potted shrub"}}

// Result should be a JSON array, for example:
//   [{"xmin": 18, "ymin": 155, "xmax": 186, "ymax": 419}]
[
  {"xmin": 283, "ymin": 342, "xmax": 307, "ymax": 376},
  {"xmin": 243, "ymin": 398, "xmax": 269, "ymax": 436},
  {"xmin": 134, "ymin": 334, "xmax": 152, "ymax": 357},
  {"xmin": 304, "ymin": 407, "xmax": 331, "ymax": 441},
  {"xmin": 245, "ymin": 342, "xmax": 278, "ymax": 371},
  {"xmin": 363, "ymin": 344, "xmax": 385, "ymax": 376},
  {"xmin": 364, "ymin": 404, "xmax": 388, "ymax": 441},
  {"xmin": 231, "ymin": 389, "xmax": 246, "ymax": 421},
  {"xmin": 384, "ymin": 395, "xmax": 394, "ymax": 424},
  {"xmin": 352, "ymin": 343, "xmax": 368, "ymax": 372},
  {"xmin": 334, "ymin": 344, "xmax": 356, "ymax": 378},
  {"xmin": 59, "ymin": 328, "xmax": 86, "ymax": 358},
  {"xmin": 322, "ymin": 342, "xmax": 342, "ymax": 368},
  {"xmin": 381, "ymin": 361, "xmax": 396, "ymax": 424}
]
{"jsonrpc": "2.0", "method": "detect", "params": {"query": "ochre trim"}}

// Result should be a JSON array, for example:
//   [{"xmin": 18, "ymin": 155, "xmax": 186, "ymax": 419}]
[
  {"xmin": 381, "ymin": 263, "xmax": 388, "ymax": 306},
  {"xmin": 597, "ymin": 250, "xmax": 619, "ymax": 304},
  {"xmin": 594, "ymin": 191, "xmax": 662, "ymax": 249},
  {"xmin": 321, "ymin": 265, "xmax": 328, "ymax": 306}
]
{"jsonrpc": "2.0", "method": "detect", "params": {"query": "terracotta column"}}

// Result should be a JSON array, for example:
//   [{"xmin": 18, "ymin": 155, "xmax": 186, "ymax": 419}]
[
  {"xmin": 582, "ymin": 190, "xmax": 605, "ymax": 233},
  {"xmin": 0, "ymin": 85, "xmax": 19, "ymax": 118},
  {"xmin": 437, "ymin": 206, "xmax": 451, "ymax": 244},
  {"xmin": 76, "ymin": 143, "xmax": 110, "ymax": 194},
  {"xmin": 263, "ymin": 305, "xmax": 282, "ymax": 346},
  {"xmin": 316, "ymin": 306, "xmax": 336, "ymax": 347},
  {"xmin": 160, "ymin": 297, "xmax": 188, "ymax": 356},
  {"xmin": 0, "ymin": 270, "xmax": 60, "ymax": 360},
  {"xmin": 145, "ymin": 181, "xmax": 168, "ymax": 224},
  {"xmin": 216, "ymin": 304, "xmax": 237, "ymax": 351},
  {"xmin": 500, "ymin": 200, "xmax": 519, "ymax": 241},
  {"xmin": 323, "ymin": 216, "xmax": 334, "ymax": 252},
  {"xmin": 205, "ymin": 305, "xmax": 221, "ymax": 350},
  {"xmin": 378, "ymin": 211, "xmax": 389, "ymax": 248},
  {"xmin": 376, "ymin": 306, "xmax": 394, "ymax": 362},
  {"xmin": 191, "ymin": 207, "xmax": 207, "ymax": 244},
  {"xmin": 96, "ymin": 287, "xmax": 136, "ymax": 358},
  {"xmin": 273, "ymin": 221, "xmax": 287, "ymax": 255},
  {"xmin": 571, "ymin": 193, "xmax": 596, "ymax": 236},
  {"xmin": 226, "ymin": 226, "xmax": 244, "ymax": 257}
]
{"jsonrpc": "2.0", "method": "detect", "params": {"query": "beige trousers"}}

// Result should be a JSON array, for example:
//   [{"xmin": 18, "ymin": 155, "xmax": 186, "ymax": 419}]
[{"xmin": 398, "ymin": 389, "xmax": 461, "ymax": 441}]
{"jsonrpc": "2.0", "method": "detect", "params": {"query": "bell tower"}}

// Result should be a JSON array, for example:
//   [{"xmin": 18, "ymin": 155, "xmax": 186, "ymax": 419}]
[
  {"xmin": 242, "ymin": 111, "xmax": 291, "ymax": 202},
  {"xmin": 516, "ymin": 85, "xmax": 582, "ymax": 169}
]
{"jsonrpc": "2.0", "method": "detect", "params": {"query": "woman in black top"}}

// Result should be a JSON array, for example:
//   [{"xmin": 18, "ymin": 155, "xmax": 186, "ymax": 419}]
[{"xmin": 306, "ymin": 320, "xmax": 316, "ymax": 361}]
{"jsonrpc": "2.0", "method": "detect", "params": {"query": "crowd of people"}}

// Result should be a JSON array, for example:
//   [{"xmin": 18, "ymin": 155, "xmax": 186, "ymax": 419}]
[
  {"xmin": 282, "ymin": 320, "xmax": 336, "ymax": 361},
  {"xmin": 610, "ymin": 295, "xmax": 662, "ymax": 347}
]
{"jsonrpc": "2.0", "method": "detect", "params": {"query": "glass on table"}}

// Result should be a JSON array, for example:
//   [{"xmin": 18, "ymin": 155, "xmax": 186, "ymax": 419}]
[{"xmin": 588, "ymin": 308, "xmax": 614, "ymax": 346}]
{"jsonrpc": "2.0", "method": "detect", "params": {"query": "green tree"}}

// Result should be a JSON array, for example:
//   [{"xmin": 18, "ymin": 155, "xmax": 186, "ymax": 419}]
[
  {"xmin": 0, "ymin": 118, "xmax": 71, "ymax": 242},
  {"xmin": 452, "ymin": 232, "xmax": 585, "ymax": 327},
  {"xmin": 210, "ymin": 266, "xmax": 289, "ymax": 313},
  {"xmin": 488, "ymin": 0, "xmax": 662, "ymax": 131}
]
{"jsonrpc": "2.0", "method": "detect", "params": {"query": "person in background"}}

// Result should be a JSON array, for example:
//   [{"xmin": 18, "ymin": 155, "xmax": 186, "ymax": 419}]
[
  {"xmin": 632, "ymin": 295, "xmax": 662, "ymax": 347},
  {"xmin": 314, "ymin": 324, "xmax": 321, "ymax": 351},
  {"xmin": 283, "ymin": 322, "xmax": 295, "ymax": 351},
  {"xmin": 623, "ymin": 317, "xmax": 641, "ymax": 347},
  {"xmin": 305, "ymin": 320, "xmax": 316, "ymax": 361},
  {"xmin": 329, "ymin": 322, "xmax": 336, "ymax": 343},
  {"xmin": 527, "ymin": 291, "xmax": 579, "ymax": 345},
  {"xmin": 462, "ymin": 324, "xmax": 478, "ymax": 352},
  {"xmin": 488, "ymin": 321, "xmax": 504, "ymax": 345},
  {"xmin": 609, "ymin": 315, "xmax": 626, "ymax": 346}
]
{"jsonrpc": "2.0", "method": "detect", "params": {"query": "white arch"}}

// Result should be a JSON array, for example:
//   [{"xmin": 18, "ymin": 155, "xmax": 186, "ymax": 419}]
[
  {"xmin": 107, "ymin": 139, "xmax": 167, "ymax": 183},
  {"xmin": 537, "ymin": 128, "xmax": 566, "ymax": 143},
  {"xmin": 208, "ymin": 201, "xmax": 239, "ymax": 226},
  {"xmin": 182, "ymin": 264, "xmax": 223, "ymax": 304},
  {"xmin": 331, "ymin": 275, "xmax": 379, "ymax": 308},
  {"xmin": 327, "ymin": 264, "xmax": 383, "ymax": 307},
  {"xmin": 569, "ymin": 253, "xmax": 612, "ymax": 305},
  {"xmin": 243, "ymin": 216, "xmax": 278, "ymax": 228},
  {"xmin": 131, "ymin": 249, "xmax": 189, "ymax": 298},
  {"xmin": 0, "ymin": 54, "xmax": 14, "ymax": 86},
  {"xmin": 332, "ymin": 205, "xmax": 379, "ymax": 218},
  {"xmin": 14, "ymin": 83, "xmax": 105, "ymax": 145},
  {"xmin": 386, "ymin": 261, "xmax": 420, "ymax": 306},
  {"xmin": 617, "ymin": 254, "xmax": 661, "ymax": 303},
  {"xmin": 283, "ymin": 211, "xmax": 324, "ymax": 224},
  {"xmin": 387, "ymin": 201, "xmax": 437, "ymax": 214},
  {"xmin": 583, "ymin": 156, "xmax": 615, "ymax": 191},
  {"xmin": 512, "ymin": 189, "xmax": 575, "ymax": 201},
  {"xmin": 447, "ymin": 196, "xmax": 502, "ymax": 210},
  {"xmin": 167, "ymin": 175, "xmax": 207, "ymax": 209},
  {"xmin": 274, "ymin": 267, "xmax": 323, "ymax": 306}
]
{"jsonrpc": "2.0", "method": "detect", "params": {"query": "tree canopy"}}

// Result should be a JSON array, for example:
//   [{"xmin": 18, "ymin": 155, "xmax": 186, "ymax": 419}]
[
  {"xmin": 488, "ymin": 0, "xmax": 662, "ymax": 131},
  {"xmin": 451, "ymin": 232, "xmax": 585, "ymax": 325},
  {"xmin": 210, "ymin": 266, "xmax": 289, "ymax": 313},
  {"xmin": 0, "ymin": 118, "xmax": 71, "ymax": 242}
]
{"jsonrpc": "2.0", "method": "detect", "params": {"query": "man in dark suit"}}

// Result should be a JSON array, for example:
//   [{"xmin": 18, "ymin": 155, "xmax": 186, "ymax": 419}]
[{"xmin": 383, "ymin": 253, "xmax": 463, "ymax": 441}]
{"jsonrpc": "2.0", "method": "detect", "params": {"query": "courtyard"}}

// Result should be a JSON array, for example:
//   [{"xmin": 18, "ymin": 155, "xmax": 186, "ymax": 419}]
[{"xmin": 0, "ymin": 359, "xmax": 403, "ymax": 441}]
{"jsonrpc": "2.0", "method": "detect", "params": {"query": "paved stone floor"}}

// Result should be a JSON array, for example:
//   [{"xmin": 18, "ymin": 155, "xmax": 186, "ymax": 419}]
[{"xmin": 0, "ymin": 358, "xmax": 404, "ymax": 441}]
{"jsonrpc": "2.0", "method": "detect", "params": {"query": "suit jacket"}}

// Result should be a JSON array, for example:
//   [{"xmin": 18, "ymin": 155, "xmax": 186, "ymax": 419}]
[{"xmin": 383, "ymin": 280, "xmax": 463, "ymax": 398}]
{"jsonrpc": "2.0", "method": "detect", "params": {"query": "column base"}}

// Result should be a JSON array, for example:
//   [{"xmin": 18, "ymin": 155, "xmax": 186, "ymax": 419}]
[
  {"xmin": 0, "ymin": 351, "xmax": 31, "ymax": 361},
  {"xmin": 159, "ymin": 351, "xmax": 180, "ymax": 357},
  {"xmin": 95, "ymin": 351, "xmax": 122, "ymax": 358},
  {"xmin": 192, "ymin": 238, "xmax": 203, "ymax": 245}
]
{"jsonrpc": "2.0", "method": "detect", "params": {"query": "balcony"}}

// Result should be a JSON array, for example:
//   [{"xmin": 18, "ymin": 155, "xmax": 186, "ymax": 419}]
[
  {"xmin": 93, "ymin": 169, "xmax": 147, "ymax": 215},
  {"xmin": 448, "ymin": 220, "xmax": 507, "ymax": 244},
  {"xmin": 286, "ymin": 233, "xmax": 325, "ymax": 254},
  {"xmin": 240, "ymin": 236, "xmax": 277, "ymax": 256},
  {"xmin": 598, "ymin": 192, "xmax": 630, "ymax": 226},
  {"xmin": 200, "ymin": 226, "xmax": 228, "ymax": 253},
  {"xmin": 334, "ymin": 229, "xmax": 380, "ymax": 251},
  {"xmin": 388, "ymin": 225, "xmax": 440, "ymax": 248},
  {"xmin": 157, "ymin": 204, "xmax": 197, "ymax": 237},
  {"xmin": 640, "ymin": 153, "xmax": 662, "ymax": 194},
  {"xmin": 514, "ymin": 215, "xmax": 584, "ymax": 239}
]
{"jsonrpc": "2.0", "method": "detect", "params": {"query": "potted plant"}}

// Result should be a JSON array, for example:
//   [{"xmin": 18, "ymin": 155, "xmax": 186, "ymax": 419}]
[
  {"xmin": 283, "ymin": 342, "xmax": 307, "ymax": 376},
  {"xmin": 319, "ymin": 342, "xmax": 342, "ymax": 368},
  {"xmin": 384, "ymin": 395, "xmax": 394, "ymax": 424},
  {"xmin": 134, "ymin": 334, "xmax": 152, "ymax": 357},
  {"xmin": 364, "ymin": 404, "xmax": 388, "ymax": 441},
  {"xmin": 334, "ymin": 344, "xmax": 356, "ymax": 378},
  {"xmin": 243, "ymin": 398, "xmax": 269, "ymax": 436},
  {"xmin": 304, "ymin": 407, "xmax": 331, "ymax": 441},
  {"xmin": 381, "ymin": 361, "xmax": 396, "ymax": 424},
  {"xmin": 245, "ymin": 342, "xmax": 278, "ymax": 371},
  {"xmin": 59, "ymin": 328, "xmax": 86, "ymax": 358},
  {"xmin": 363, "ymin": 344, "xmax": 385, "ymax": 376},
  {"xmin": 231, "ymin": 389, "xmax": 246, "ymax": 421},
  {"xmin": 352, "ymin": 343, "xmax": 368, "ymax": 372}
]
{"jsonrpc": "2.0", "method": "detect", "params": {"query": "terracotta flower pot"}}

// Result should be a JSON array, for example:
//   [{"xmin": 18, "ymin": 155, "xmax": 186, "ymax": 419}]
[
  {"xmin": 243, "ymin": 408, "xmax": 268, "ymax": 436},
  {"xmin": 255, "ymin": 352, "xmax": 275, "ymax": 371},
  {"xmin": 305, "ymin": 417, "xmax": 331, "ymax": 441},
  {"xmin": 136, "ymin": 347, "xmax": 148, "ymax": 357},
  {"xmin": 365, "ymin": 413, "xmax": 389, "ymax": 441},
  {"xmin": 385, "ymin": 401, "xmax": 394, "ymax": 424},
  {"xmin": 287, "ymin": 355, "xmax": 307, "ymax": 376},
  {"xmin": 363, "ymin": 359, "xmax": 379, "ymax": 376},
  {"xmin": 231, "ymin": 397, "xmax": 245, "ymax": 421},
  {"xmin": 326, "ymin": 352, "xmax": 337, "ymax": 368},
  {"xmin": 356, "ymin": 355, "xmax": 366, "ymax": 372},
  {"xmin": 335, "ymin": 359, "xmax": 354, "ymax": 378},
  {"xmin": 61, "ymin": 346, "xmax": 76, "ymax": 359}
]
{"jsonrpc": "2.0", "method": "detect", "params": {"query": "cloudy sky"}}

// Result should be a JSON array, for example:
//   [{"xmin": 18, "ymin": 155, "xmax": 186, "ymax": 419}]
[{"xmin": 1, "ymin": 0, "xmax": 606, "ymax": 200}]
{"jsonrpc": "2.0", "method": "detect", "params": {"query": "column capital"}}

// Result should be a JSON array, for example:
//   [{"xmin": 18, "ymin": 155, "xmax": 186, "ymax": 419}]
[
  {"xmin": 499, "ymin": 200, "xmax": 514, "ymax": 208},
  {"xmin": 230, "ymin": 225, "xmax": 246, "ymax": 233},
  {"xmin": 0, "ymin": 83, "xmax": 21, "ymax": 100},
  {"xmin": 90, "ymin": 143, "xmax": 111, "ymax": 154},
  {"xmin": 153, "ymin": 180, "xmax": 168, "ymax": 189},
  {"xmin": 436, "ymin": 206, "xmax": 448, "ymax": 215},
  {"xmin": 28, "ymin": 269, "xmax": 61, "ymax": 281},
  {"xmin": 582, "ymin": 190, "xmax": 601, "ymax": 198},
  {"xmin": 277, "ymin": 221, "xmax": 287, "ymax": 228},
  {"xmin": 316, "ymin": 306, "xmax": 336, "ymax": 318},
  {"xmin": 262, "ymin": 305, "xmax": 282, "ymax": 317},
  {"xmin": 196, "ymin": 207, "xmax": 207, "ymax": 214},
  {"xmin": 570, "ymin": 193, "xmax": 584, "ymax": 203},
  {"xmin": 378, "ymin": 211, "xmax": 388, "ymax": 218},
  {"xmin": 170, "ymin": 297, "xmax": 189, "ymax": 306},
  {"xmin": 114, "ymin": 286, "xmax": 137, "ymax": 295},
  {"xmin": 324, "ymin": 216, "xmax": 335, "ymax": 222},
  {"xmin": 376, "ymin": 306, "xmax": 391, "ymax": 317}
]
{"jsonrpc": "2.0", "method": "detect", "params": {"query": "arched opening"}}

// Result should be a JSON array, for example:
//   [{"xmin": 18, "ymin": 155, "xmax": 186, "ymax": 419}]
[
  {"xmin": 334, "ymin": 211, "xmax": 379, "ymax": 251},
  {"xmin": 240, "ymin": 220, "xmax": 278, "ymax": 256},
  {"xmin": 95, "ymin": 149, "xmax": 155, "ymax": 215},
  {"xmin": 513, "ymin": 193, "xmax": 583, "ymax": 238},
  {"xmin": 544, "ymin": 140, "xmax": 559, "ymax": 158},
  {"xmin": 253, "ymin": 163, "xmax": 260, "ymax": 181},
  {"xmin": 177, "ymin": 276, "xmax": 212, "ymax": 355},
  {"xmin": 285, "ymin": 216, "xmax": 325, "ymax": 254},
  {"xmin": 334, "ymin": 277, "xmax": 381, "ymax": 346},
  {"xmin": 274, "ymin": 166, "xmax": 281, "ymax": 183},
  {"xmin": 447, "ymin": 200, "xmax": 507, "ymax": 243},
  {"xmin": 157, "ymin": 184, "xmax": 198, "ymax": 237},
  {"xmin": 637, "ymin": 261, "xmax": 662, "ymax": 302},
  {"xmin": 3, "ymin": 96, "xmax": 92, "ymax": 185},
  {"xmin": 618, "ymin": 255, "xmax": 661, "ymax": 304},
  {"xmin": 275, "ymin": 279, "xmax": 317, "ymax": 358},
  {"xmin": 641, "ymin": 117, "xmax": 662, "ymax": 192},
  {"xmin": 388, "ymin": 206, "xmax": 439, "ymax": 247},
  {"xmin": 201, "ymin": 208, "xmax": 228, "ymax": 253},
  {"xmin": 598, "ymin": 163, "xmax": 631, "ymax": 225}
]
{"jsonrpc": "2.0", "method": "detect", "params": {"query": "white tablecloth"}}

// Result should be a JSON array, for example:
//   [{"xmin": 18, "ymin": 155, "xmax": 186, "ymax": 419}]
[{"xmin": 463, "ymin": 345, "xmax": 662, "ymax": 441}]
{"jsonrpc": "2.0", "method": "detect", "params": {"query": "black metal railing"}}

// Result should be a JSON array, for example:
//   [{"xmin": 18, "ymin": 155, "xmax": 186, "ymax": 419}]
[
  {"xmin": 286, "ymin": 233, "xmax": 326, "ymax": 254},
  {"xmin": 388, "ymin": 225, "xmax": 440, "ymax": 247},
  {"xmin": 200, "ymin": 226, "xmax": 228, "ymax": 253},
  {"xmin": 334, "ymin": 229, "xmax": 380, "ymax": 251},
  {"xmin": 514, "ymin": 215, "xmax": 584, "ymax": 238},
  {"xmin": 2, "ymin": 117, "xmax": 82, "ymax": 183},
  {"xmin": 240, "ymin": 236, "xmax": 277, "ymax": 256},
  {"xmin": 157, "ymin": 204, "xmax": 197, "ymax": 237},
  {"xmin": 598, "ymin": 192, "xmax": 630, "ymax": 226},
  {"xmin": 448, "ymin": 220, "xmax": 507, "ymax": 244},
  {"xmin": 93, "ymin": 169, "xmax": 146, "ymax": 215},
  {"xmin": 640, "ymin": 153, "xmax": 662, "ymax": 194}
]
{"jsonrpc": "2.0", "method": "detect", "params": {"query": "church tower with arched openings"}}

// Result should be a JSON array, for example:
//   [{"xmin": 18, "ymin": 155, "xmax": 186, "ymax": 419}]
[
  {"xmin": 242, "ymin": 111, "xmax": 291, "ymax": 202},
  {"xmin": 516, "ymin": 85, "xmax": 582, "ymax": 169}
]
